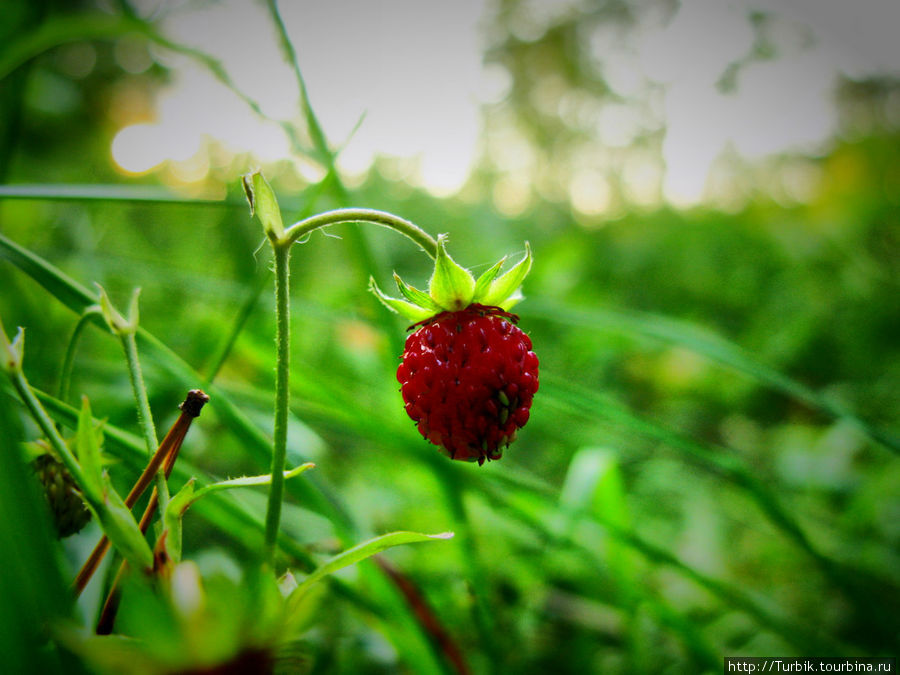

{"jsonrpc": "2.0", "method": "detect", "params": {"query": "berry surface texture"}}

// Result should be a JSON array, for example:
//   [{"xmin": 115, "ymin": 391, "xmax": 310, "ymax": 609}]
[{"xmin": 397, "ymin": 304, "xmax": 539, "ymax": 465}]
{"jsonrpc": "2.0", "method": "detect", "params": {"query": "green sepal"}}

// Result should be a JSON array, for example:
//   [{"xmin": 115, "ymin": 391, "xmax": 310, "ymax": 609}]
[
  {"xmin": 242, "ymin": 170, "xmax": 284, "ymax": 242},
  {"xmin": 428, "ymin": 234, "xmax": 475, "ymax": 311},
  {"xmin": 0, "ymin": 312, "xmax": 24, "ymax": 374},
  {"xmin": 368, "ymin": 277, "xmax": 435, "ymax": 323},
  {"xmin": 394, "ymin": 273, "xmax": 441, "ymax": 311},
  {"xmin": 498, "ymin": 289, "xmax": 524, "ymax": 311},
  {"xmin": 476, "ymin": 242, "xmax": 532, "ymax": 308},
  {"xmin": 96, "ymin": 284, "xmax": 140, "ymax": 336},
  {"xmin": 472, "ymin": 257, "xmax": 506, "ymax": 301}
]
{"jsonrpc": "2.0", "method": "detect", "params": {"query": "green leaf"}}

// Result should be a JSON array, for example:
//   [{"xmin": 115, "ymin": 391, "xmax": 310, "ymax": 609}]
[
  {"xmin": 472, "ymin": 257, "xmax": 506, "ymax": 301},
  {"xmin": 0, "ymin": 393, "xmax": 70, "ymax": 674},
  {"xmin": 242, "ymin": 170, "xmax": 284, "ymax": 242},
  {"xmin": 164, "ymin": 465, "xmax": 315, "ymax": 563},
  {"xmin": 0, "ymin": 233, "xmax": 96, "ymax": 315},
  {"xmin": 393, "ymin": 273, "xmax": 441, "ymax": 311},
  {"xmin": 560, "ymin": 447, "xmax": 634, "ymax": 585},
  {"xmin": 73, "ymin": 396, "xmax": 152, "ymax": 569},
  {"xmin": 184, "ymin": 463, "xmax": 315, "ymax": 514},
  {"xmin": 428, "ymin": 235, "xmax": 475, "ymax": 311},
  {"xmin": 478, "ymin": 242, "xmax": 532, "ymax": 307},
  {"xmin": 368, "ymin": 277, "xmax": 435, "ymax": 323},
  {"xmin": 92, "ymin": 480, "xmax": 154, "ymax": 571},
  {"xmin": 285, "ymin": 531, "xmax": 453, "ymax": 619},
  {"xmin": 75, "ymin": 397, "xmax": 103, "ymax": 503}
]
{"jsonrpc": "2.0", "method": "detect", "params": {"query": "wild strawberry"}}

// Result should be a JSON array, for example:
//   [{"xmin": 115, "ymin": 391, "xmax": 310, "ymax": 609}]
[{"xmin": 371, "ymin": 236, "xmax": 538, "ymax": 464}]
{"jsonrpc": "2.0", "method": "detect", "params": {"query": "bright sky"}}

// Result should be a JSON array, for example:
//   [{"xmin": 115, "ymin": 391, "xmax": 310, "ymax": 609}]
[{"xmin": 111, "ymin": 0, "xmax": 900, "ymax": 207}]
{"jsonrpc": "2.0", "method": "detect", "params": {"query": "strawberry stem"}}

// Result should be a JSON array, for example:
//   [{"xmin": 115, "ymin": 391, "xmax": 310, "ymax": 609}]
[
  {"xmin": 264, "ymin": 243, "xmax": 291, "ymax": 566},
  {"xmin": 282, "ymin": 208, "xmax": 438, "ymax": 258}
]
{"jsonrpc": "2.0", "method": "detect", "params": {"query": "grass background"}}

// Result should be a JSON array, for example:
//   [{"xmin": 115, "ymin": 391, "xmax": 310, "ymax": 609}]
[{"xmin": 0, "ymin": 1, "xmax": 897, "ymax": 673}]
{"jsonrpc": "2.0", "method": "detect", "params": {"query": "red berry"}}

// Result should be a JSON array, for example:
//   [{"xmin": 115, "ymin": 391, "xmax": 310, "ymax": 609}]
[{"xmin": 397, "ymin": 304, "xmax": 539, "ymax": 465}]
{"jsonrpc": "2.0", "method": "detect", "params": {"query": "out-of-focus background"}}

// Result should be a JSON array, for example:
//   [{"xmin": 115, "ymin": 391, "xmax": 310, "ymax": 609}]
[{"xmin": 1, "ymin": 0, "xmax": 898, "ymax": 672}]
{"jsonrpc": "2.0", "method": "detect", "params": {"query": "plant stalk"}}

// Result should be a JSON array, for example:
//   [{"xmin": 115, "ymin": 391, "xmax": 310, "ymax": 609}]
[
  {"xmin": 120, "ymin": 331, "xmax": 167, "ymax": 514},
  {"xmin": 58, "ymin": 308, "xmax": 99, "ymax": 404},
  {"xmin": 73, "ymin": 390, "xmax": 208, "ymax": 596},
  {"xmin": 282, "ymin": 208, "xmax": 437, "ymax": 258},
  {"xmin": 264, "ymin": 243, "xmax": 291, "ymax": 565},
  {"xmin": 10, "ymin": 370, "xmax": 88, "ymax": 490}
]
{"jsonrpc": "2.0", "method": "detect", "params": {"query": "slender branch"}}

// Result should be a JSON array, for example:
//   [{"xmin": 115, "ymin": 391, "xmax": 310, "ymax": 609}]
[
  {"xmin": 264, "ymin": 244, "xmax": 292, "ymax": 565},
  {"xmin": 204, "ymin": 271, "xmax": 270, "ymax": 384},
  {"xmin": 58, "ymin": 308, "xmax": 100, "ymax": 404},
  {"xmin": 121, "ymin": 332, "xmax": 158, "ymax": 455},
  {"xmin": 283, "ymin": 208, "xmax": 438, "ymax": 259},
  {"xmin": 264, "ymin": 0, "xmax": 332, "ymax": 166},
  {"xmin": 10, "ymin": 370, "xmax": 88, "ymax": 490}
]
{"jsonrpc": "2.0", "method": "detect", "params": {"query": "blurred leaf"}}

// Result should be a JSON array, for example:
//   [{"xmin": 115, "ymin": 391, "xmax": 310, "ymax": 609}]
[
  {"xmin": 0, "ymin": 183, "xmax": 243, "ymax": 206},
  {"xmin": 530, "ymin": 301, "xmax": 899, "ymax": 454},
  {"xmin": 0, "ymin": 13, "xmax": 140, "ymax": 81},
  {"xmin": 0, "ymin": 385, "xmax": 70, "ymax": 674}
]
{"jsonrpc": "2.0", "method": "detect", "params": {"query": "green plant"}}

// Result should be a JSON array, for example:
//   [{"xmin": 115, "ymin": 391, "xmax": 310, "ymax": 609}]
[{"xmin": 0, "ymin": 183, "xmax": 460, "ymax": 671}]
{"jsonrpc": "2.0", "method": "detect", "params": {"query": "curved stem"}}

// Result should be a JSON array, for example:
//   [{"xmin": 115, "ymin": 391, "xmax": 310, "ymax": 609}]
[
  {"xmin": 283, "ymin": 208, "xmax": 438, "ymax": 259},
  {"xmin": 264, "ymin": 243, "xmax": 292, "ymax": 565},
  {"xmin": 58, "ymin": 308, "xmax": 100, "ymax": 404}
]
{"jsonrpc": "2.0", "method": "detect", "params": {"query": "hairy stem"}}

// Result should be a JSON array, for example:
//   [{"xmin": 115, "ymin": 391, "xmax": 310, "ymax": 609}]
[
  {"xmin": 283, "ymin": 208, "xmax": 438, "ymax": 259},
  {"xmin": 264, "ymin": 243, "xmax": 291, "ymax": 565},
  {"xmin": 120, "ymin": 332, "xmax": 166, "ymax": 513},
  {"xmin": 261, "ymin": 210, "xmax": 437, "ymax": 566},
  {"xmin": 58, "ymin": 308, "xmax": 99, "ymax": 404},
  {"xmin": 10, "ymin": 370, "xmax": 88, "ymax": 491}
]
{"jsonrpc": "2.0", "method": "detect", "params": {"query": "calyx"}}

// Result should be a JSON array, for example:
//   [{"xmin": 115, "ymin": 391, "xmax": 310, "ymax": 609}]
[{"xmin": 369, "ymin": 235, "xmax": 532, "ymax": 323}]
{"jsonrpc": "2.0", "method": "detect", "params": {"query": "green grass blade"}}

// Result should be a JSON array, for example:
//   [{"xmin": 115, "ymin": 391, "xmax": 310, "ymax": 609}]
[
  {"xmin": 530, "ymin": 301, "xmax": 899, "ymax": 454},
  {"xmin": 479, "ymin": 474, "xmax": 844, "ymax": 655},
  {"xmin": 0, "ymin": 232, "xmax": 95, "ymax": 314},
  {"xmin": 0, "ymin": 233, "xmax": 359, "ymax": 538},
  {"xmin": 23, "ymin": 386, "xmax": 386, "ymax": 617},
  {"xmin": 0, "ymin": 183, "xmax": 239, "ymax": 206},
  {"xmin": 0, "ymin": 387, "xmax": 70, "ymax": 674},
  {"xmin": 0, "ymin": 13, "xmax": 140, "ymax": 81},
  {"xmin": 286, "ymin": 531, "xmax": 453, "ymax": 614},
  {"xmin": 541, "ymin": 374, "xmax": 830, "ymax": 568}
]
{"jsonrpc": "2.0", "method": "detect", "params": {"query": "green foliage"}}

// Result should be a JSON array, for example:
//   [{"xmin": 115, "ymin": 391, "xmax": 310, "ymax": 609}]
[{"xmin": 0, "ymin": 0, "xmax": 897, "ymax": 672}]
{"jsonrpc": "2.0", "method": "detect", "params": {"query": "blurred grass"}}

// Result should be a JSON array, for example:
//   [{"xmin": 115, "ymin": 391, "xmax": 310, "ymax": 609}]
[{"xmin": 0, "ymin": 1, "xmax": 897, "ymax": 672}]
